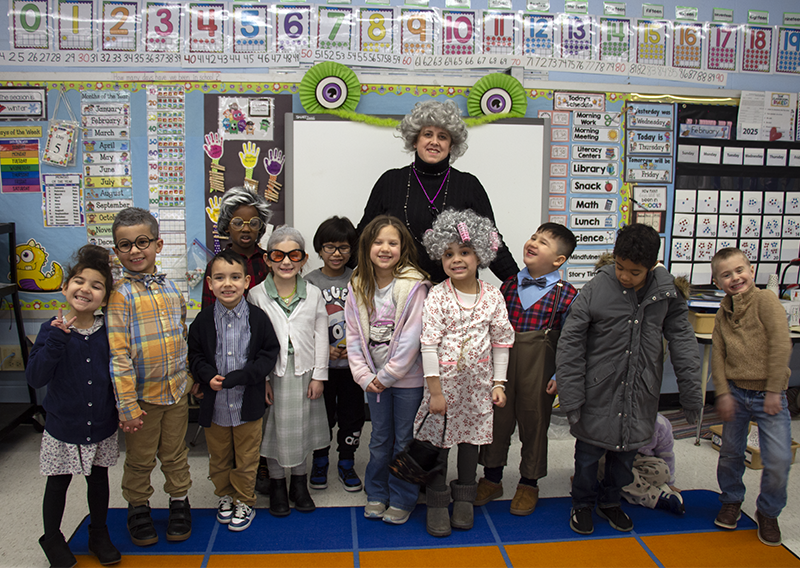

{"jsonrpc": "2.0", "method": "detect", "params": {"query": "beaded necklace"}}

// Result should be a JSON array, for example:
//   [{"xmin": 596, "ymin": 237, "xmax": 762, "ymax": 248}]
[{"xmin": 404, "ymin": 163, "xmax": 451, "ymax": 244}]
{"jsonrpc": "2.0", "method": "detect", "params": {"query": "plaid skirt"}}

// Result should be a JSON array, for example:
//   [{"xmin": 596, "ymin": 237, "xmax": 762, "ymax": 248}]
[
  {"xmin": 260, "ymin": 354, "xmax": 329, "ymax": 468},
  {"xmin": 40, "ymin": 430, "xmax": 119, "ymax": 476}
]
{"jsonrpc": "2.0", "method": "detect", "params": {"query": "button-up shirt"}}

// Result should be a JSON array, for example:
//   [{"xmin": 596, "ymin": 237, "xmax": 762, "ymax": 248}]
[{"xmin": 212, "ymin": 297, "xmax": 250, "ymax": 426}]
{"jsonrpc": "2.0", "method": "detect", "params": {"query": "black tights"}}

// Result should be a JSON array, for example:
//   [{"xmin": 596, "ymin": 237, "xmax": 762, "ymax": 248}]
[
  {"xmin": 428, "ymin": 443, "xmax": 479, "ymax": 491},
  {"xmin": 43, "ymin": 466, "xmax": 109, "ymax": 538}
]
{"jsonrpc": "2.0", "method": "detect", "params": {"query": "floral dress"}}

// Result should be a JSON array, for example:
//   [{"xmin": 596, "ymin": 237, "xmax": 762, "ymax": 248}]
[{"xmin": 414, "ymin": 279, "xmax": 515, "ymax": 448}]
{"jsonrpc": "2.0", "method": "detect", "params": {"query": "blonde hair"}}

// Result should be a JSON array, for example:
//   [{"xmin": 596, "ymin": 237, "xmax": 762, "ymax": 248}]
[{"xmin": 711, "ymin": 247, "xmax": 749, "ymax": 277}]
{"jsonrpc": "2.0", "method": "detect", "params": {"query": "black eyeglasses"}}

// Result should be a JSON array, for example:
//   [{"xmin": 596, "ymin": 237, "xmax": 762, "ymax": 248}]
[
  {"xmin": 321, "ymin": 244, "xmax": 351, "ymax": 255},
  {"xmin": 230, "ymin": 217, "xmax": 263, "ymax": 231},
  {"xmin": 116, "ymin": 235, "xmax": 156, "ymax": 253},
  {"xmin": 267, "ymin": 249, "xmax": 305, "ymax": 262}
]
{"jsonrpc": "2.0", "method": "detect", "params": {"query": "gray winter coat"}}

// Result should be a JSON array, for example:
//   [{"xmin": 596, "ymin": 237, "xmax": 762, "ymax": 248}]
[{"xmin": 556, "ymin": 264, "xmax": 702, "ymax": 452}]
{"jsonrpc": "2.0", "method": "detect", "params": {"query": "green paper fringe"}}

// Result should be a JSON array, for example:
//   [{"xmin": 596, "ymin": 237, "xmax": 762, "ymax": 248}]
[{"xmin": 318, "ymin": 108, "xmax": 513, "ymax": 129}]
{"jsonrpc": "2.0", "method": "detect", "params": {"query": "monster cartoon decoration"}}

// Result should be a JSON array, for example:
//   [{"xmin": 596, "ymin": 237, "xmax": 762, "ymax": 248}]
[{"xmin": 15, "ymin": 239, "xmax": 64, "ymax": 292}]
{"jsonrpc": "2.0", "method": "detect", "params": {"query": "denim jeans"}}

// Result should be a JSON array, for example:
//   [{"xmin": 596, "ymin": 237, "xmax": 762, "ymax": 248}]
[
  {"xmin": 365, "ymin": 386, "xmax": 423, "ymax": 512},
  {"xmin": 571, "ymin": 439, "xmax": 637, "ymax": 509},
  {"xmin": 717, "ymin": 383, "xmax": 792, "ymax": 519}
]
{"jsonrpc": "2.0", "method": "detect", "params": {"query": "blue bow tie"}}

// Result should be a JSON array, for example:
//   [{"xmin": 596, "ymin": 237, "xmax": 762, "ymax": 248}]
[
  {"xmin": 139, "ymin": 273, "xmax": 166, "ymax": 288},
  {"xmin": 520, "ymin": 276, "xmax": 548, "ymax": 288}
]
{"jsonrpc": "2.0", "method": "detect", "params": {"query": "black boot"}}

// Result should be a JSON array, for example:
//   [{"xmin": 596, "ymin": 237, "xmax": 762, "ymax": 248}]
[
  {"xmin": 289, "ymin": 474, "xmax": 316, "ymax": 513},
  {"xmin": 88, "ymin": 525, "xmax": 121, "ymax": 565},
  {"xmin": 166, "ymin": 498, "xmax": 192, "ymax": 542},
  {"xmin": 127, "ymin": 503, "xmax": 158, "ymax": 546},
  {"xmin": 38, "ymin": 532, "xmax": 77, "ymax": 568},
  {"xmin": 269, "ymin": 477, "xmax": 290, "ymax": 517},
  {"xmin": 255, "ymin": 456, "xmax": 271, "ymax": 495}
]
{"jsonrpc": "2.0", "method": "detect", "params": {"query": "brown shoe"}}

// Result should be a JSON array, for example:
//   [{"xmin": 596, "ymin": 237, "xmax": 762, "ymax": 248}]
[
  {"xmin": 714, "ymin": 502, "xmax": 742, "ymax": 530},
  {"xmin": 510, "ymin": 484, "xmax": 539, "ymax": 516},
  {"xmin": 756, "ymin": 510, "xmax": 782, "ymax": 546},
  {"xmin": 474, "ymin": 478, "xmax": 503, "ymax": 507}
]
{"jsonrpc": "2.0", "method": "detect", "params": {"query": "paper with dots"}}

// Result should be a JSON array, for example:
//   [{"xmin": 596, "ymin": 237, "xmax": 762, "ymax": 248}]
[
  {"xmin": 697, "ymin": 190, "xmax": 719, "ymax": 214},
  {"xmin": 740, "ymin": 240, "xmax": 760, "ymax": 262},
  {"xmin": 671, "ymin": 239, "xmax": 694, "ymax": 262},
  {"xmin": 716, "ymin": 239, "xmax": 737, "ymax": 253},
  {"xmin": 694, "ymin": 239, "xmax": 716, "ymax": 262},
  {"xmin": 674, "ymin": 189, "xmax": 697, "ymax": 213},
  {"xmin": 697, "ymin": 214, "xmax": 718, "ymax": 238},
  {"xmin": 672, "ymin": 214, "xmax": 695, "ymax": 237},
  {"xmin": 783, "ymin": 217, "xmax": 800, "ymax": 238},
  {"xmin": 762, "ymin": 216, "xmax": 784, "ymax": 238},
  {"xmin": 786, "ymin": 194, "xmax": 800, "ymax": 214},
  {"xmin": 764, "ymin": 192, "xmax": 785, "ymax": 214},
  {"xmin": 717, "ymin": 216, "xmax": 739, "ymax": 239},
  {"xmin": 719, "ymin": 191, "xmax": 740, "ymax": 214},
  {"xmin": 741, "ymin": 216, "xmax": 762, "ymax": 238},
  {"xmin": 742, "ymin": 191, "xmax": 763, "ymax": 214},
  {"xmin": 760, "ymin": 241, "xmax": 782, "ymax": 263}
]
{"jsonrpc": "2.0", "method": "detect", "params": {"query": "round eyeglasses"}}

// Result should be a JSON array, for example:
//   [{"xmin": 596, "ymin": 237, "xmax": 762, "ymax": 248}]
[
  {"xmin": 267, "ymin": 249, "xmax": 305, "ymax": 263},
  {"xmin": 115, "ymin": 235, "xmax": 156, "ymax": 253},
  {"xmin": 321, "ymin": 244, "xmax": 352, "ymax": 255},
  {"xmin": 229, "ymin": 217, "xmax": 263, "ymax": 231}
]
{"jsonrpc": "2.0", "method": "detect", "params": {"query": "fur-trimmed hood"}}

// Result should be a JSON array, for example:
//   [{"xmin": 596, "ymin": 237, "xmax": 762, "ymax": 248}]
[{"xmin": 593, "ymin": 253, "xmax": 690, "ymax": 299}]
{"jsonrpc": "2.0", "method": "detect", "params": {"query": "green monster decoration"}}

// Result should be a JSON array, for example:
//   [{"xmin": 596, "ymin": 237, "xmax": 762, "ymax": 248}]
[
  {"xmin": 467, "ymin": 73, "xmax": 527, "ymax": 118},
  {"xmin": 299, "ymin": 61, "xmax": 362, "ymax": 114}
]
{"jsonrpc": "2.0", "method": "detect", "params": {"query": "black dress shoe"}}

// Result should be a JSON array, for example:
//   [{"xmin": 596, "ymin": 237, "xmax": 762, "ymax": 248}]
[
  {"xmin": 289, "ymin": 474, "xmax": 316, "ymax": 513},
  {"xmin": 269, "ymin": 477, "xmax": 290, "ymax": 517},
  {"xmin": 255, "ymin": 460, "xmax": 271, "ymax": 495},
  {"xmin": 166, "ymin": 498, "xmax": 192, "ymax": 542},
  {"xmin": 127, "ymin": 503, "xmax": 158, "ymax": 546}
]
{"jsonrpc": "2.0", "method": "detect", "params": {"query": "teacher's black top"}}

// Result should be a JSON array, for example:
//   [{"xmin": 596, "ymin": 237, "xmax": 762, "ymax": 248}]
[{"xmin": 358, "ymin": 153, "xmax": 519, "ymax": 283}]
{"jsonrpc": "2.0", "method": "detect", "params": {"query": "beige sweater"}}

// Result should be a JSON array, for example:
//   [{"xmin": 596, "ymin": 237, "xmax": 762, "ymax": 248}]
[{"xmin": 711, "ymin": 285, "xmax": 792, "ymax": 395}]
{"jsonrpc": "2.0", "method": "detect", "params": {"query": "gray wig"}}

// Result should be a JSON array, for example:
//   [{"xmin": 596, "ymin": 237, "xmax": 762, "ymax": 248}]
[
  {"xmin": 268, "ymin": 225, "xmax": 306, "ymax": 251},
  {"xmin": 423, "ymin": 209, "xmax": 499, "ymax": 268},
  {"xmin": 217, "ymin": 187, "xmax": 273, "ymax": 240},
  {"xmin": 397, "ymin": 100, "xmax": 468, "ymax": 161}
]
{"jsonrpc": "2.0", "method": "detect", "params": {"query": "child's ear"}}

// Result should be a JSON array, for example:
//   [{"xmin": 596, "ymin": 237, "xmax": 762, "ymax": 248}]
[
  {"xmin": 244, "ymin": 274, "xmax": 251, "ymax": 287},
  {"xmin": 206, "ymin": 275, "xmax": 213, "ymax": 288},
  {"xmin": 553, "ymin": 254, "xmax": 567, "ymax": 267}
]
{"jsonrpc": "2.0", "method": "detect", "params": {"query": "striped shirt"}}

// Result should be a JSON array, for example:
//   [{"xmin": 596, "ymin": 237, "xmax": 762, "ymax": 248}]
[
  {"xmin": 107, "ymin": 270, "xmax": 189, "ymax": 421},
  {"xmin": 212, "ymin": 297, "xmax": 250, "ymax": 427}
]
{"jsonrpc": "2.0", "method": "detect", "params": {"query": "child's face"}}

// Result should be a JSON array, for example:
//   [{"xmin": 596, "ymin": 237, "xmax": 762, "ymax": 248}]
[
  {"xmin": 615, "ymin": 257, "xmax": 651, "ymax": 291},
  {"xmin": 62, "ymin": 268, "xmax": 107, "ymax": 315},
  {"xmin": 207, "ymin": 258, "xmax": 250, "ymax": 309},
  {"xmin": 266, "ymin": 240, "xmax": 307, "ymax": 282},
  {"xmin": 369, "ymin": 225, "xmax": 402, "ymax": 277},
  {"xmin": 113, "ymin": 224, "xmax": 162, "ymax": 274},
  {"xmin": 228, "ymin": 205, "xmax": 262, "ymax": 253},
  {"xmin": 713, "ymin": 254, "xmax": 754, "ymax": 296},
  {"xmin": 523, "ymin": 231, "xmax": 566, "ymax": 277},
  {"xmin": 442, "ymin": 242, "xmax": 479, "ymax": 289},
  {"xmin": 319, "ymin": 241, "xmax": 352, "ymax": 276}
]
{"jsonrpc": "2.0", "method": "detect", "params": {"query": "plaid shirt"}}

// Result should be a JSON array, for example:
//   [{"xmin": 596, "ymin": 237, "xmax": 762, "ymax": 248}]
[
  {"xmin": 501, "ymin": 276, "xmax": 578, "ymax": 333},
  {"xmin": 201, "ymin": 245, "xmax": 269, "ymax": 309},
  {"xmin": 108, "ymin": 270, "xmax": 189, "ymax": 421}
]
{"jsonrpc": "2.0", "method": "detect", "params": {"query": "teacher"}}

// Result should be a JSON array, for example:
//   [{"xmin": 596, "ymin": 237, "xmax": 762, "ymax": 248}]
[{"xmin": 357, "ymin": 100, "xmax": 519, "ymax": 283}]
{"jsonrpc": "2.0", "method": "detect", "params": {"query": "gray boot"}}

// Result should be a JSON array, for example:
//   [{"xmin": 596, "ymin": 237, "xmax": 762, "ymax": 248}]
[
  {"xmin": 450, "ymin": 481, "xmax": 478, "ymax": 530},
  {"xmin": 425, "ymin": 486, "xmax": 452, "ymax": 537}
]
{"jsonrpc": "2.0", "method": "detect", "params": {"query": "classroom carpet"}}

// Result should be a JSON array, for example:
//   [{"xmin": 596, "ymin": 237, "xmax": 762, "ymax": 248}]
[{"xmin": 68, "ymin": 490, "xmax": 800, "ymax": 568}]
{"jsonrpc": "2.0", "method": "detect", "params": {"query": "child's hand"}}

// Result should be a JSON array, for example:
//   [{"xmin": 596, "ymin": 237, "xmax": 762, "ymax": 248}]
[
  {"xmin": 339, "ymin": 346, "xmax": 348, "ymax": 360},
  {"xmin": 120, "ymin": 412, "xmax": 146, "ymax": 433},
  {"xmin": 308, "ymin": 379, "xmax": 324, "ymax": 399},
  {"xmin": 210, "ymin": 375, "xmax": 225, "ymax": 391},
  {"xmin": 189, "ymin": 382, "xmax": 204, "ymax": 400},
  {"xmin": 366, "ymin": 378, "xmax": 385, "ymax": 393},
  {"xmin": 329, "ymin": 346, "xmax": 342, "ymax": 361},
  {"xmin": 716, "ymin": 393, "xmax": 736, "ymax": 422},
  {"xmin": 265, "ymin": 381, "xmax": 274, "ymax": 405},
  {"xmin": 764, "ymin": 391, "xmax": 782, "ymax": 415},
  {"xmin": 492, "ymin": 387, "xmax": 507, "ymax": 407},
  {"xmin": 430, "ymin": 393, "xmax": 447, "ymax": 415},
  {"xmin": 51, "ymin": 308, "xmax": 76, "ymax": 333},
  {"xmin": 545, "ymin": 379, "xmax": 558, "ymax": 395}
]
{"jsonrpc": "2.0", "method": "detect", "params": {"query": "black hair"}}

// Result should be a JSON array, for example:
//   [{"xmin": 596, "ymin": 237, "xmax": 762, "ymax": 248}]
[
  {"xmin": 64, "ymin": 245, "xmax": 114, "ymax": 303},
  {"xmin": 312, "ymin": 216, "xmax": 358, "ymax": 253},
  {"xmin": 209, "ymin": 248, "xmax": 247, "ymax": 273},
  {"xmin": 536, "ymin": 222, "xmax": 577, "ymax": 258},
  {"xmin": 614, "ymin": 223, "xmax": 660, "ymax": 268}
]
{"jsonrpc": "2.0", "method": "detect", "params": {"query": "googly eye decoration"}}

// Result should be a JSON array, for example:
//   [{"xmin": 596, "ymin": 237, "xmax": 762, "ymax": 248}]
[
  {"xmin": 467, "ymin": 73, "xmax": 527, "ymax": 118},
  {"xmin": 299, "ymin": 62, "xmax": 361, "ymax": 114}
]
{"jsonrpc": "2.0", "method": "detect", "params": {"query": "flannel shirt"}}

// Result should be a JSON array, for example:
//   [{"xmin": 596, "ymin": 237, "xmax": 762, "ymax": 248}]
[
  {"xmin": 201, "ymin": 245, "xmax": 269, "ymax": 309},
  {"xmin": 107, "ymin": 270, "xmax": 189, "ymax": 422},
  {"xmin": 501, "ymin": 275, "xmax": 578, "ymax": 333}
]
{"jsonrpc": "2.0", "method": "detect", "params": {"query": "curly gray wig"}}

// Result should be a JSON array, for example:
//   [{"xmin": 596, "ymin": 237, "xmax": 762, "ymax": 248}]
[
  {"xmin": 397, "ymin": 100, "xmax": 469, "ymax": 161},
  {"xmin": 268, "ymin": 225, "xmax": 306, "ymax": 251},
  {"xmin": 423, "ymin": 209, "xmax": 499, "ymax": 268},
  {"xmin": 217, "ymin": 187, "xmax": 273, "ymax": 240}
]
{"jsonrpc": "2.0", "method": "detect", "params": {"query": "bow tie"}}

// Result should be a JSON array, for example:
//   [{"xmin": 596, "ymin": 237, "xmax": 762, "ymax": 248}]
[
  {"xmin": 140, "ymin": 273, "xmax": 166, "ymax": 288},
  {"xmin": 520, "ymin": 276, "xmax": 548, "ymax": 288}
]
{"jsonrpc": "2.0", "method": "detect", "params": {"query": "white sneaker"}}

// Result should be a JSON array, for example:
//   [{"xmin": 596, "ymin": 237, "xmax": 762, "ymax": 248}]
[
  {"xmin": 216, "ymin": 495, "xmax": 234, "ymax": 524},
  {"xmin": 229, "ymin": 501, "xmax": 255, "ymax": 532},
  {"xmin": 382, "ymin": 506, "xmax": 411, "ymax": 525},
  {"xmin": 364, "ymin": 501, "xmax": 387, "ymax": 519}
]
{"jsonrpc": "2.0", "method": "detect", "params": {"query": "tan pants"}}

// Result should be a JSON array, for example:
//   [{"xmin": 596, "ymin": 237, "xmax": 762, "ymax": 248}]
[
  {"xmin": 205, "ymin": 418, "xmax": 263, "ymax": 506},
  {"xmin": 122, "ymin": 394, "xmax": 192, "ymax": 506},
  {"xmin": 479, "ymin": 330, "xmax": 557, "ymax": 480}
]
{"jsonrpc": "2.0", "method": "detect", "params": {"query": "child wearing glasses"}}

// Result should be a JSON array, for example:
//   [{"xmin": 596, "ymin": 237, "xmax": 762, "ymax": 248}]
[
  {"xmin": 201, "ymin": 187, "xmax": 273, "ymax": 309},
  {"xmin": 107, "ymin": 207, "xmax": 193, "ymax": 546},
  {"xmin": 247, "ymin": 226, "xmax": 330, "ymax": 517},
  {"xmin": 304, "ymin": 216, "xmax": 365, "ymax": 493}
]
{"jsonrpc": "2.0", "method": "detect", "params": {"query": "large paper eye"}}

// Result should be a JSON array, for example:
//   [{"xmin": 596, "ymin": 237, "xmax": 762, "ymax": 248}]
[
  {"xmin": 467, "ymin": 73, "xmax": 527, "ymax": 117},
  {"xmin": 299, "ymin": 62, "xmax": 361, "ymax": 114}
]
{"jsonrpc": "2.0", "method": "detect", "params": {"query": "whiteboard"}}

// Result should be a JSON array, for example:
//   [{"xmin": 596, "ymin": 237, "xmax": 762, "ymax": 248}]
[{"xmin": 286, "ymin": 114, "xmax": 549, "ymax": 288}]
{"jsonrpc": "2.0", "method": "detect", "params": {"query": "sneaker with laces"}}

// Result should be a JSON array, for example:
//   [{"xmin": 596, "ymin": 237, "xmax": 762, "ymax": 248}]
[
  {"xmin": 310, "ymin": 456, "xmax": 329, "ymax": 490},
  {"xmin": 570, "ymin": 506, "xmax": 594, "ymax": 535},
  {"xmin": 229, "ymin": 501, "xmax": 255, "ymax": 532},
  {"xmin": 756, "ymin": 510, "xmax": 782, "ymax": 546},
  {"xmin": 382, "ymin": 506, "xmax": 412, "ymax": 525},
  {"xmin": 597, "ymin": 505, "xmax": 633, "ymax": 532},
  {"xmin": 216, "ymin": 496, "xmax": 234, "ymax": 524},
  {"xmin": 338, "ymin": 459, "xmax": 363, "ymax": 492},
  {"xmin": 656, "ymin": 492, "xmax": 685, "ymax": 515},
  {"xmin": 364, "ymin": 501, "xmax": 387, "ymax": 519},
  {"xmin": 714, "ymin": 502, "xmax": 742, "ymax": 530}
]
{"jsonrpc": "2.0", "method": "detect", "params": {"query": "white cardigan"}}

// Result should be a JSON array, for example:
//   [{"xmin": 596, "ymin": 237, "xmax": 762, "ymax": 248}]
[{"xmin": 247, "ymin": 281, "xmax": 329, "ymax": 380}]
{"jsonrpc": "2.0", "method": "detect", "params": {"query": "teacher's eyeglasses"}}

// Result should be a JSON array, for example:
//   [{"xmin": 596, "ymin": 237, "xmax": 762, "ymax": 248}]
[
  {"xmin": 116, "ymin": 236, "xmax": 156, "ymax": 253},
  {"xmin": 267, "ymin": 249, "xmax": 306, "ymax": 262},
  {"xmin": 229, "ymin": 217, "xmax": 263, "ymax": 231}
]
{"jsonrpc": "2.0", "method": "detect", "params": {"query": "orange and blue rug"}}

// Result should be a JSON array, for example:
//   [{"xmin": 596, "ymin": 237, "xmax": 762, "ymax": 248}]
[{"xmin": 69, "ymin": 490, "xmax": 800, "ymax": 567}]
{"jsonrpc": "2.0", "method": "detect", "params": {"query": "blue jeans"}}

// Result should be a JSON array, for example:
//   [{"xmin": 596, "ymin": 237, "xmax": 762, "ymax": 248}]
[
  {"xmin": 717, "ymin": 383, "xmax": 792, "ymax": 519},
  {"xmin": 571, "ymin": 439, "xmax": 637, "ymax": 509},
  {"xmin": 365, "ymin": 386, "xmax": 423, "ymax": 512}
]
